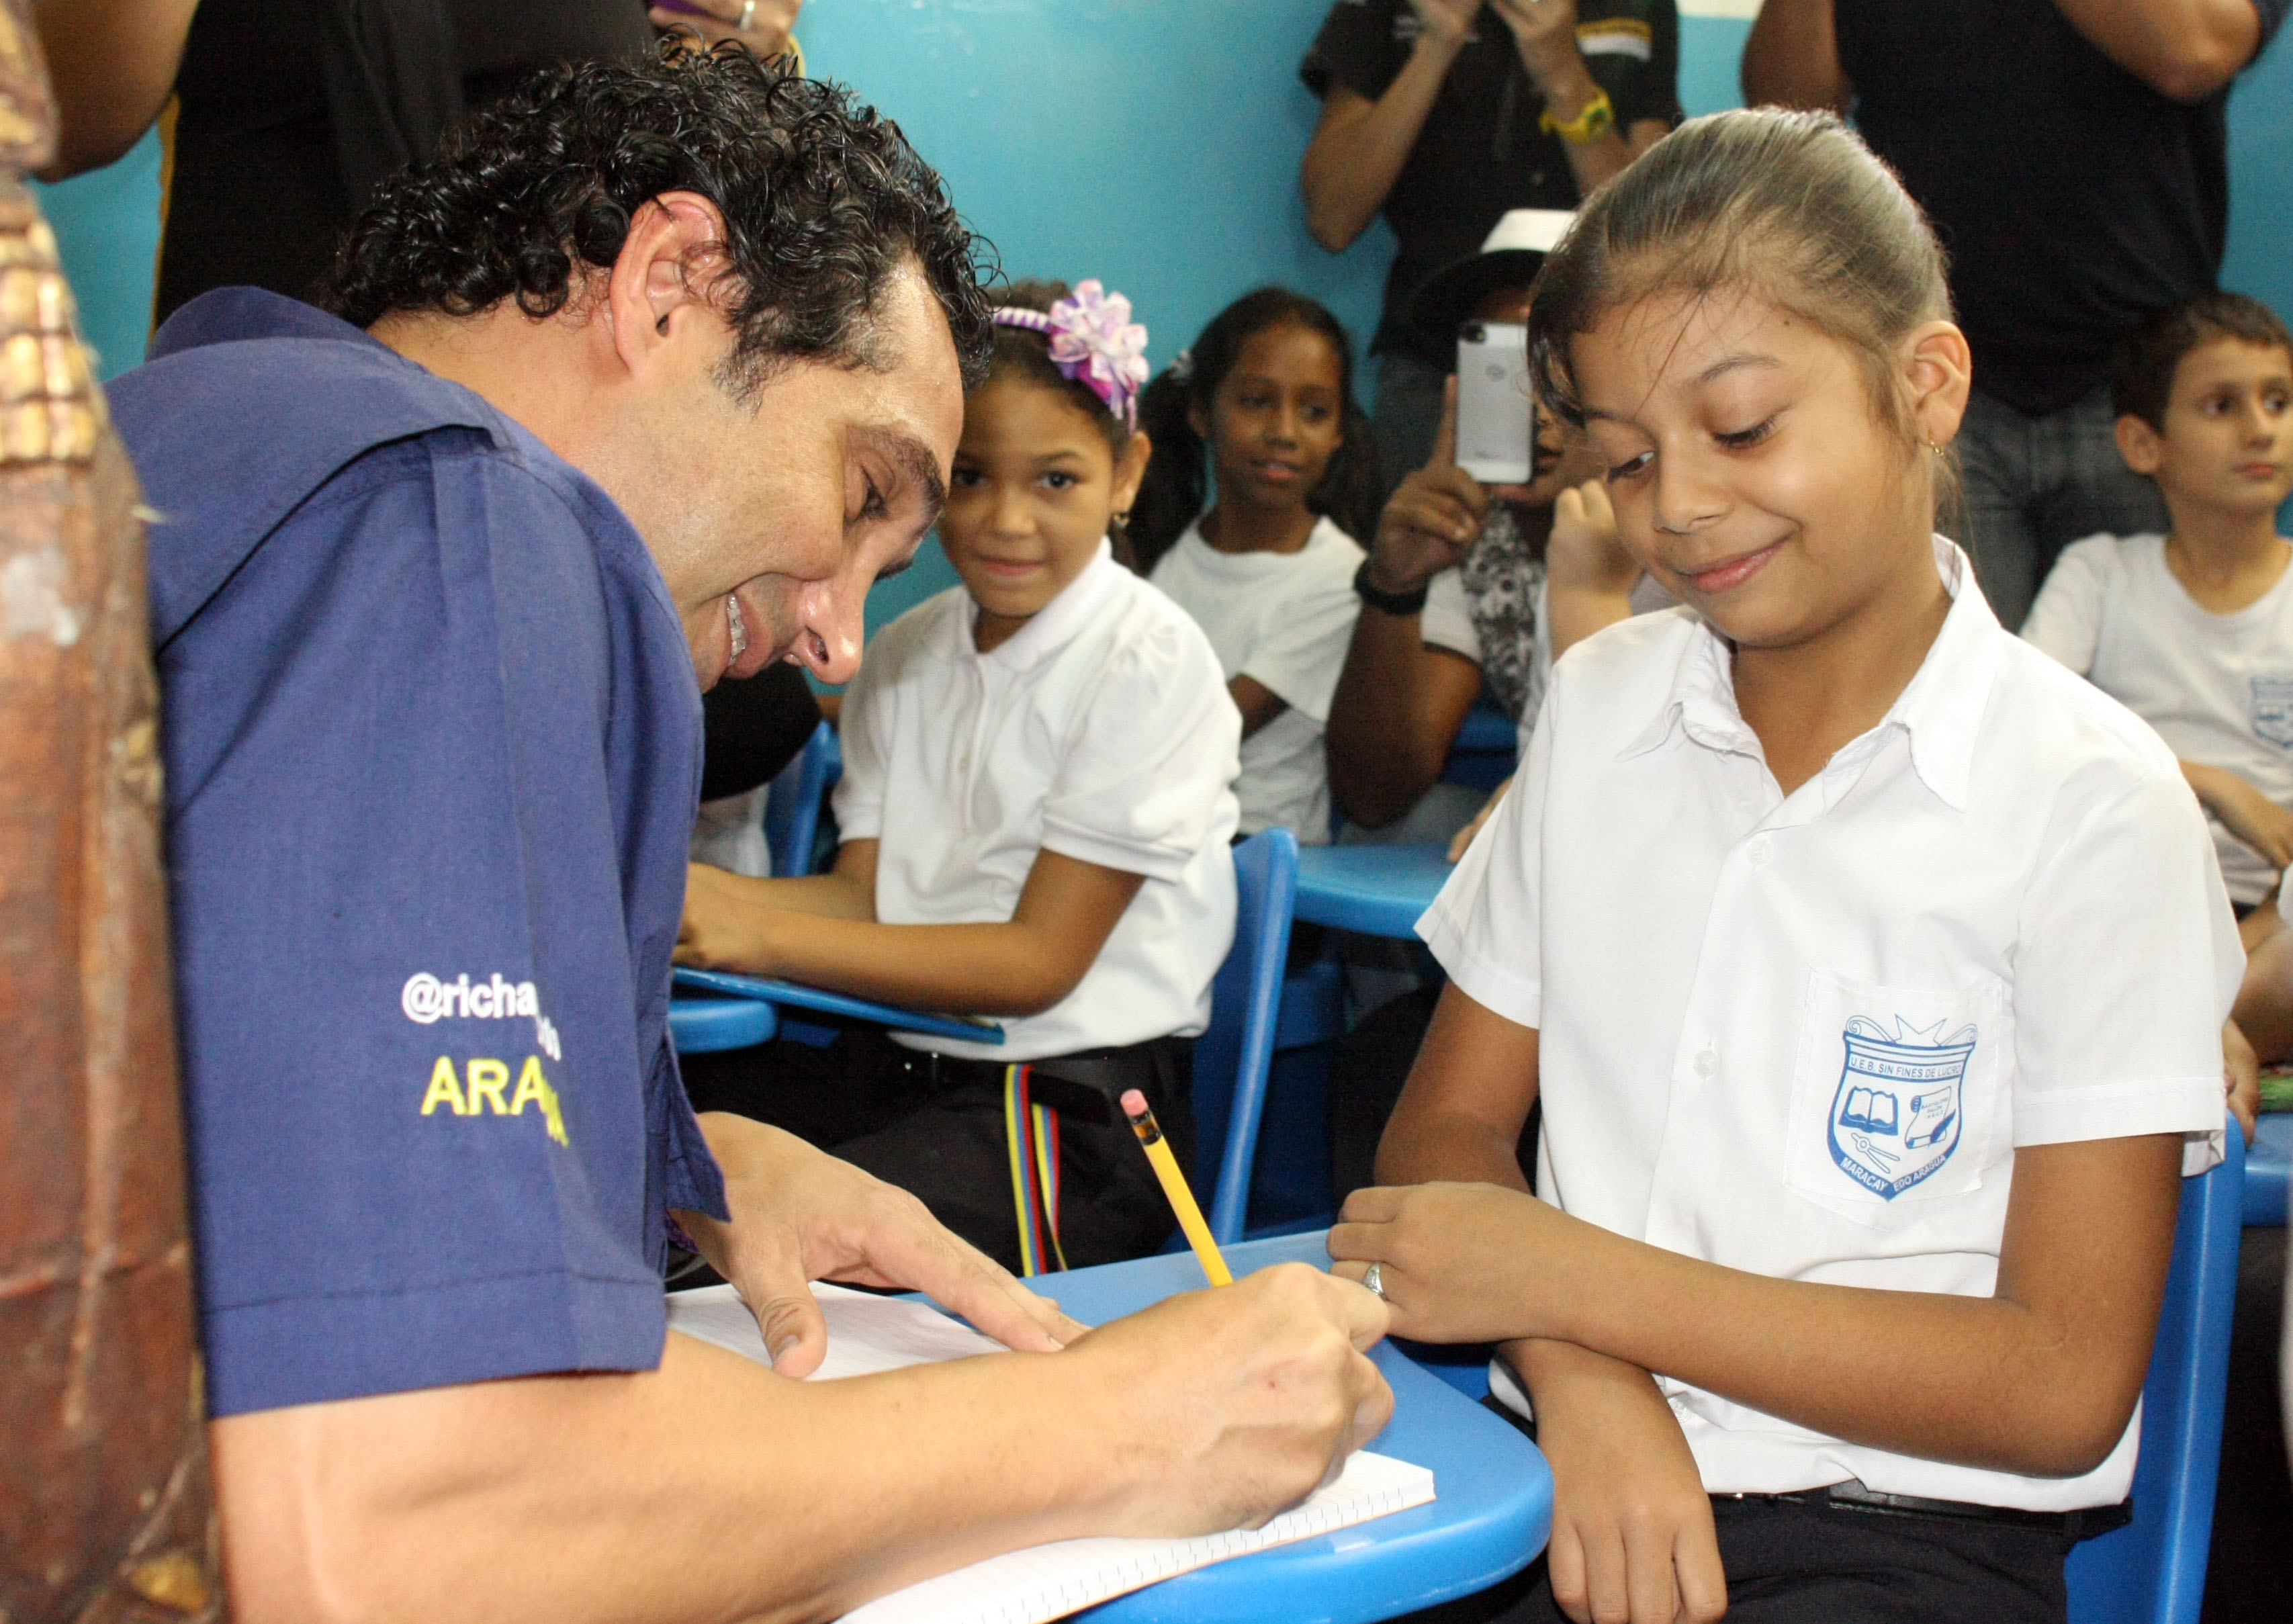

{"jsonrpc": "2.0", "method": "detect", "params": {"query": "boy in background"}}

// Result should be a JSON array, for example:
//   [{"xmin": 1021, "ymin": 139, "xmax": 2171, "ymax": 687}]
[
  {"xmin": 2024, "ymin": 295, "xmax": 2293, "ymax": 926},
  {"xmin": 2022, "ymin": 291, "xmax": 2287, "ymax": 1107}
]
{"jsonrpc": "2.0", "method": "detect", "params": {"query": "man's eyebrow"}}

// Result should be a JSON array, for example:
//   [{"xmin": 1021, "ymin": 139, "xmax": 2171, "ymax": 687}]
[{"xmin": 889, "ymin": 431, "xmax": 948, "ymax": 529}]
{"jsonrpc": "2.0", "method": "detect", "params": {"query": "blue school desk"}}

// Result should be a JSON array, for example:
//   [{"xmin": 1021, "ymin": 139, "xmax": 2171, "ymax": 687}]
[
  {"xmin": 670, "ymin": 966, "xmax": 1004, "ymax": 1050},
  {"xmin": 1292, "ymin": 846, "xmax": 1457, "ymax": 941},
  {"xmin": 2241, "ymin": 1113, "xmax": 2290, "ymax": 1226},
  {"xmin": 1046, "ymin": 1230, "xmax": 1553, "ymax": 1623}
]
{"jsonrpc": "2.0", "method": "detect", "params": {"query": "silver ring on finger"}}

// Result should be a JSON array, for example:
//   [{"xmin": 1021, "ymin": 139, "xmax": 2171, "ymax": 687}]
[
  {"xmin": 1362, "ymin": 1262, "xmax": 1387, "ymax": 1301},
  {"xmin": 737, "ymin": 1, "xmax": 758, "ymax": 32}
]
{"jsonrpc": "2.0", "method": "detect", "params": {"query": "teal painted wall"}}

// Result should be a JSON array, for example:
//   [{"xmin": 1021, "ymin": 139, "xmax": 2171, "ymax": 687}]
[
  {"xmin": 29, "ymin": 126, "xmax": 162, "ymax": 381},
  {"xmin": 27, "ymin": 4, "xmax": 2292, "ymax": 604}
]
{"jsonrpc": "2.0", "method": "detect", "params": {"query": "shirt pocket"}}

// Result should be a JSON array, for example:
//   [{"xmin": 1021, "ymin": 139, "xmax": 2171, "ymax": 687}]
[{"xmin": 1781, "ymin": 966, "xmax": 2010, "ymax": 1226}]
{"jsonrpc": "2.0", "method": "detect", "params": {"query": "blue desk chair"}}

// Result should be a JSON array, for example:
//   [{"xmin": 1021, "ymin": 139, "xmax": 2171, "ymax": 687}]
[
  {"xmin": 2065, "ymin": 1122, "xmax": 2245, "ymax": 1624},
  {"xmin": 762, "ymin": 720, "xmax": 841, "ymax": 879},
  {"xmin": 1189, "ymin": 829, "xmax": 1300, "ymax": 1246},
  {"xmin": 1441, "ymin": 706, "xmax": 1517, "ymax": 794},
  {"xmin": 672, "ymin": 724, "xmax": 842, "ymax": 1054}
]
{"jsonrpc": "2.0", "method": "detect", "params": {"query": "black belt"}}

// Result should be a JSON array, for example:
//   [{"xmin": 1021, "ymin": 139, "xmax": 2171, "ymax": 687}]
[
  {"xmin": 905, "ymin": 1041, "xmax": 1178, "ymax": 1125},
  {"xmin": 1724, "ymin": 1479, "xmax": 2133, "ymax": 1540}
]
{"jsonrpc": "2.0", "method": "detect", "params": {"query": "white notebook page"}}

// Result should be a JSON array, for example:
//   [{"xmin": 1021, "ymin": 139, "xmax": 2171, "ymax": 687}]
[{"xmin": 665, "ymin": 1283, "xmax": 1437, "ymax": 1624}]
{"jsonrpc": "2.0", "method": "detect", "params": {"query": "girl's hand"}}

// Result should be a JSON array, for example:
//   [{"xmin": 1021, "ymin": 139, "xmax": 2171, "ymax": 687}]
[
  {"xmin": 1523, "ymin": 1341, "xmax": 1729, "ymax": 1624},
  {"xmin": 2224, "ymin": 1018, "xmax": 2260, "ymax": 1145},
  {"xmin": 1447, "ymin": 776, "xmax": 1511, "ymax": 862},
  {"xmin": 1408, "ymin": 0, "xmax": 1489, "ymax": 50},
  {"xmin": 1545, "ymin": 478, "xmax": 1635, "ymax": 591},
  {"xmin": 2185, "ymin": 761, "xmax": 2293, "ymax": 868},
  {"xmin": 1328, "ymin": 1180, "xmax": 1581, "ymax": 1343},
  {"xmin": 676, "ymin": 862, "xmax": 784, "ymax": 974}
]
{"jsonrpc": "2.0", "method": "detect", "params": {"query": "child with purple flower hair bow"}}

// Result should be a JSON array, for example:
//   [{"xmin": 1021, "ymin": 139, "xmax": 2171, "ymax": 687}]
[{"xmin": 991, "ymin": 279, "xmax": 1152, "ymax": 429}]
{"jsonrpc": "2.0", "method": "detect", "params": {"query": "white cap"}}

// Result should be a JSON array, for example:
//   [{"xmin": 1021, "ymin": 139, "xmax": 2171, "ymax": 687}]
[{"xmin": 1480, "ymin": 209, "xmax": 1575, "ymax": 257}]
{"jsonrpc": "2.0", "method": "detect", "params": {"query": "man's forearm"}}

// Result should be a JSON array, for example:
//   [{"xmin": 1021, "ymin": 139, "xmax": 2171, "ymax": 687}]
[
  {"xmin": 1302, "ymin": 39, "xmax": 1465, "ymax": 251},
  {"xmin": 1741, "ymin": 0, "xmax": 1851, "ymax": 111},
  {"xmin": 33, "ymin": 0, "xmax": 200, "ymax": 179},
  {"xmin": 216, "ymin": 1333, "xmax": 1161, "ymax": 1624},
  {"xmin": 1326, "ymin": 615, "xmax": 1473, "ymax": 828},
  {"xmin": 2051, "ymin": 0, "xmax": 2261, "ymax": 101}
]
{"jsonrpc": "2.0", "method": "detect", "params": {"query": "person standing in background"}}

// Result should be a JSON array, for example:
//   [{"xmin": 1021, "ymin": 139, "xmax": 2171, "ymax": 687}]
[
  {"xmin": 1744, "ymin": 0, "xmax": 2290, "ymax": 629},
  {"xmin": 1298, "ymin": 0, "xmax": 1680, "ymax": 491},
  {"xmin": 34, "ymin": 1, "xmax": 804, "ymax": 323}
]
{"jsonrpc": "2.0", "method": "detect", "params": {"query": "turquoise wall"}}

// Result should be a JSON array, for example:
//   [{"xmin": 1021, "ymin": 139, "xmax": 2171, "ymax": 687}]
[
  {"xmin": 29, "ymin": 2, "xmax": 2293, "ymax": 615},
  {"xmin": 29, "ymin": 126, "xmax": 162, "ymax": 383}
]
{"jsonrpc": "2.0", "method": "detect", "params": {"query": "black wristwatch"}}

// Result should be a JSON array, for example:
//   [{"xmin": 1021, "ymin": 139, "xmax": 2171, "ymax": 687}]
[{"xmin": 1353, "ymin": 556, "xmax": 1430, "ymax": 617}]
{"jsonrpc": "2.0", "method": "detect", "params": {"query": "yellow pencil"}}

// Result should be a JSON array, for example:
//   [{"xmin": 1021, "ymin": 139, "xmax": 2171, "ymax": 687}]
[{"xmin": 1120, "ymin": 1088, "xmax": 1233, "ymax": 1287}]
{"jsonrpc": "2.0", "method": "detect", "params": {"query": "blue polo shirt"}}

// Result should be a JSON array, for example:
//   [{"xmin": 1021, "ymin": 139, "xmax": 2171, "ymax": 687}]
[{"xmin": 110, "ymin": 289, "xmax": 727, "ymax": 1417}]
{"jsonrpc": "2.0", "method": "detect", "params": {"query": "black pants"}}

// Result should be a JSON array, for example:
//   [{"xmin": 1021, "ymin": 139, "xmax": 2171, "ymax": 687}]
[
  {"xmin": 1401, "ymin": 1494, "xmax": 2077, "ymax": 1623},
  {"xmin": 680, "ymin": 1021, "xmax": 1192, "ymax": 1275}
]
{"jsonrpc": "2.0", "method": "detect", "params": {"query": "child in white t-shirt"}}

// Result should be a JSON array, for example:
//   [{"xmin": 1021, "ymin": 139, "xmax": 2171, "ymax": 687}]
[
  {"xmin": 2023, "ymin": 292, "xmax": 2293, "ymax": 938},
  {"xmin": 1330, "ymin": 111, "xmax": 2243, "ymax": 1623},
  {"xmin": 1133, "ymin": 290, "xmax": 1381, "ymax": 843},
  {"xmin": 678, "ymin": 280, "xmax": 1241, "ymax": 1274}
]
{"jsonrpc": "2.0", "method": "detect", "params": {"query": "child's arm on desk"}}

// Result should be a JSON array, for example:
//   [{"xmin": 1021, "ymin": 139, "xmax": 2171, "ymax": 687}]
[
  {"xmin": 678, "ymin": 842, "xmax": 1144, "ymax": 1017},
  {"xmin": 1371, "ymin": 987, "xmax": 1726, "ymax": 1624},
  {"xmin": 1337, "ymin": 985, "xmax": 2184, "ymax": 1482}
]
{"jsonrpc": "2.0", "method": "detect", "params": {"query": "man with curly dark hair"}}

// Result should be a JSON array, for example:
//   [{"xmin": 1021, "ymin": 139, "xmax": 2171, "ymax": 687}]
[{"xmin": 103, "ymin": 44, "xmax": 1390, "ymax": 1624}]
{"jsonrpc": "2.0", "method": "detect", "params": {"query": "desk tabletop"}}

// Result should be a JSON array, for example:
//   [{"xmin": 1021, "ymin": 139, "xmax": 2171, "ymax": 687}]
[
  {"xmin": 672, "ymin": 967, "xmax": 1004, "ymax": 1046},
  {"xmin": 1045, "ymin": 1231, "xmax": 1552, "ymax": 1623},
  {"xmin": 1293, "ymin": 845, "xmax": 1457, "ymax": 941}
]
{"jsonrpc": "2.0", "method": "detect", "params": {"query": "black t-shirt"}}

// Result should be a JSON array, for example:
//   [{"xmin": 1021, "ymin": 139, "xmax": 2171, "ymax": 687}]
[
  {"xmin": 1837, "ymin": 0, "xmax": 2290, "ymax": 416},
  {"xmin": 1302, "ymin": 0, "xmax": 1682, "ymax": 367},
  {"xmin": 159, "ymin": 0, "xmax": 656, "ymax": 324}
]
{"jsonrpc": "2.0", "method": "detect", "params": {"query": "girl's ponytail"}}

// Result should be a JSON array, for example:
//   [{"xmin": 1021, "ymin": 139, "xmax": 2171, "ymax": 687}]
[{"xmin": 1129, "ymin": 359, "xmax": 1209, "ymax": 574}]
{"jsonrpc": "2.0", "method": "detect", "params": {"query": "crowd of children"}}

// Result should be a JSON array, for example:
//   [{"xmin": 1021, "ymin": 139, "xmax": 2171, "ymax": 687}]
[{"xmin": 669, "ymin": 100, "xmax": 2292, "ymax": 1623}]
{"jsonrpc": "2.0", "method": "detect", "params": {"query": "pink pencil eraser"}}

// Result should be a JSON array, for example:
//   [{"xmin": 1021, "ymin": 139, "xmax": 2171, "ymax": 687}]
[{"xmin": 1119, "ymin": 1089, "xmax": 1149, "ymax": 1118}]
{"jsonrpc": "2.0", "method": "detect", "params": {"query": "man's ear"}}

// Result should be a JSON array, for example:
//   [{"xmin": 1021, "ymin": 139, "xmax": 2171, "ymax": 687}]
[
  {"xmin": 2115, "ymin": 412, "xmax": 2165, "ymax": 477},
  {"xmin": 1112, "ymin": 430, "xmax": 1154, "ymax": 516},
  {"xmin": 1903, "ymin": 320, "xmax": 1973, "ymax": 451},
  {"xmin": 603, "ymin": 191, "xmax": 737, "ymax": 380}
]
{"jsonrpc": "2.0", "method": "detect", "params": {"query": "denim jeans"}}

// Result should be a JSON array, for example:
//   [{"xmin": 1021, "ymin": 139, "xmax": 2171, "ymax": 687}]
[{"xmin": 1956, "ymin": 386, "xmax": 2167, "ymax": 630}]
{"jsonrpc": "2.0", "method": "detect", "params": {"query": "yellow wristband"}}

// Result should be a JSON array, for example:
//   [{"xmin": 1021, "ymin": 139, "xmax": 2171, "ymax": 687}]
[{"xmin": 1541, "ymin": 85, "xmax": 1616, "ymax": 146}]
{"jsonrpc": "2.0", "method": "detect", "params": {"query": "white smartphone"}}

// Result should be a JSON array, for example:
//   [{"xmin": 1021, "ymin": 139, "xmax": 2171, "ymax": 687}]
[{"xmin": 1455, "ymin": 321, "xmax": 1534, "ymax": 485}]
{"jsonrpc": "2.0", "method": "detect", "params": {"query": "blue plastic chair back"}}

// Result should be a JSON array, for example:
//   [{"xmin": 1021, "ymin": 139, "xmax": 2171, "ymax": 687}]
[
  {"xmin": 1191, "ymin": 829, "xmax": 1298, "ymax": 1246},
  {"xmin": 2065, "ymin": 1122, "xmax": 2246, "ymax": 1624},
  {"xmin": 1441, "ymin": 705, "xmax": 1518, "ymax": 793},
  {"xmin": 761, "ymin": 721, "xmax": 842, "ymax": 880}
]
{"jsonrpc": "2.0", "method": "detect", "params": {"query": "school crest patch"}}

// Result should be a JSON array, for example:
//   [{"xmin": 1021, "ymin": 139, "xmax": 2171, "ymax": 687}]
[
  {"xmin": 2252, "ymin": 675, "xmax": 2293, "ymax": 749},
  {"xmin": 1827, "ymin": 1017, "xmax": 1976, "ymax": 1200}
]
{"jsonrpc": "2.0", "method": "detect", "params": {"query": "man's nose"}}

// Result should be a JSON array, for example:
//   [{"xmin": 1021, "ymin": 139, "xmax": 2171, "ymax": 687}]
[{"xmin": 789, "ymin": 572, "xmax": 866, "ymax": 686}]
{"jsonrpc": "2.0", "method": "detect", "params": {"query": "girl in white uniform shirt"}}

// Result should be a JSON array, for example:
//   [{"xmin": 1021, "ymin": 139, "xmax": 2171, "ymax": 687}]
[
  {"xmin": 678, "ymin": 280, "xmax": 1241, "ymax": 1275},
  {"xmin": 1132, "ymin": 289, "xmax": 1380, "ymax": 844},
  {"xmin": 1329, "ymin": 111, "xmax": 2246, "ymax": 1624}
]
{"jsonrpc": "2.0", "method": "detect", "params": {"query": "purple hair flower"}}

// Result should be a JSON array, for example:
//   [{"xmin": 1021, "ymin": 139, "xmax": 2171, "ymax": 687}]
[{"xmin": 991, "ymin": 279, "xmax": 1151, "ymax": 429}]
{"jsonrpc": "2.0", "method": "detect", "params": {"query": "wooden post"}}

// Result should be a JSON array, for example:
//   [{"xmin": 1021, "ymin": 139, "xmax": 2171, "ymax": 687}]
[{"xmin": 0, "ymin": 3, "xmax": 222, "ymax": 1618}]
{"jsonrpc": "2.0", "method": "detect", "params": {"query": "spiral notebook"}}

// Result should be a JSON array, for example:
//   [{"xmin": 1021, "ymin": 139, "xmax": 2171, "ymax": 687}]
[{"xmin": 666, "ymin": 1283, "xmax": 1437, "ymax": 1624}]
